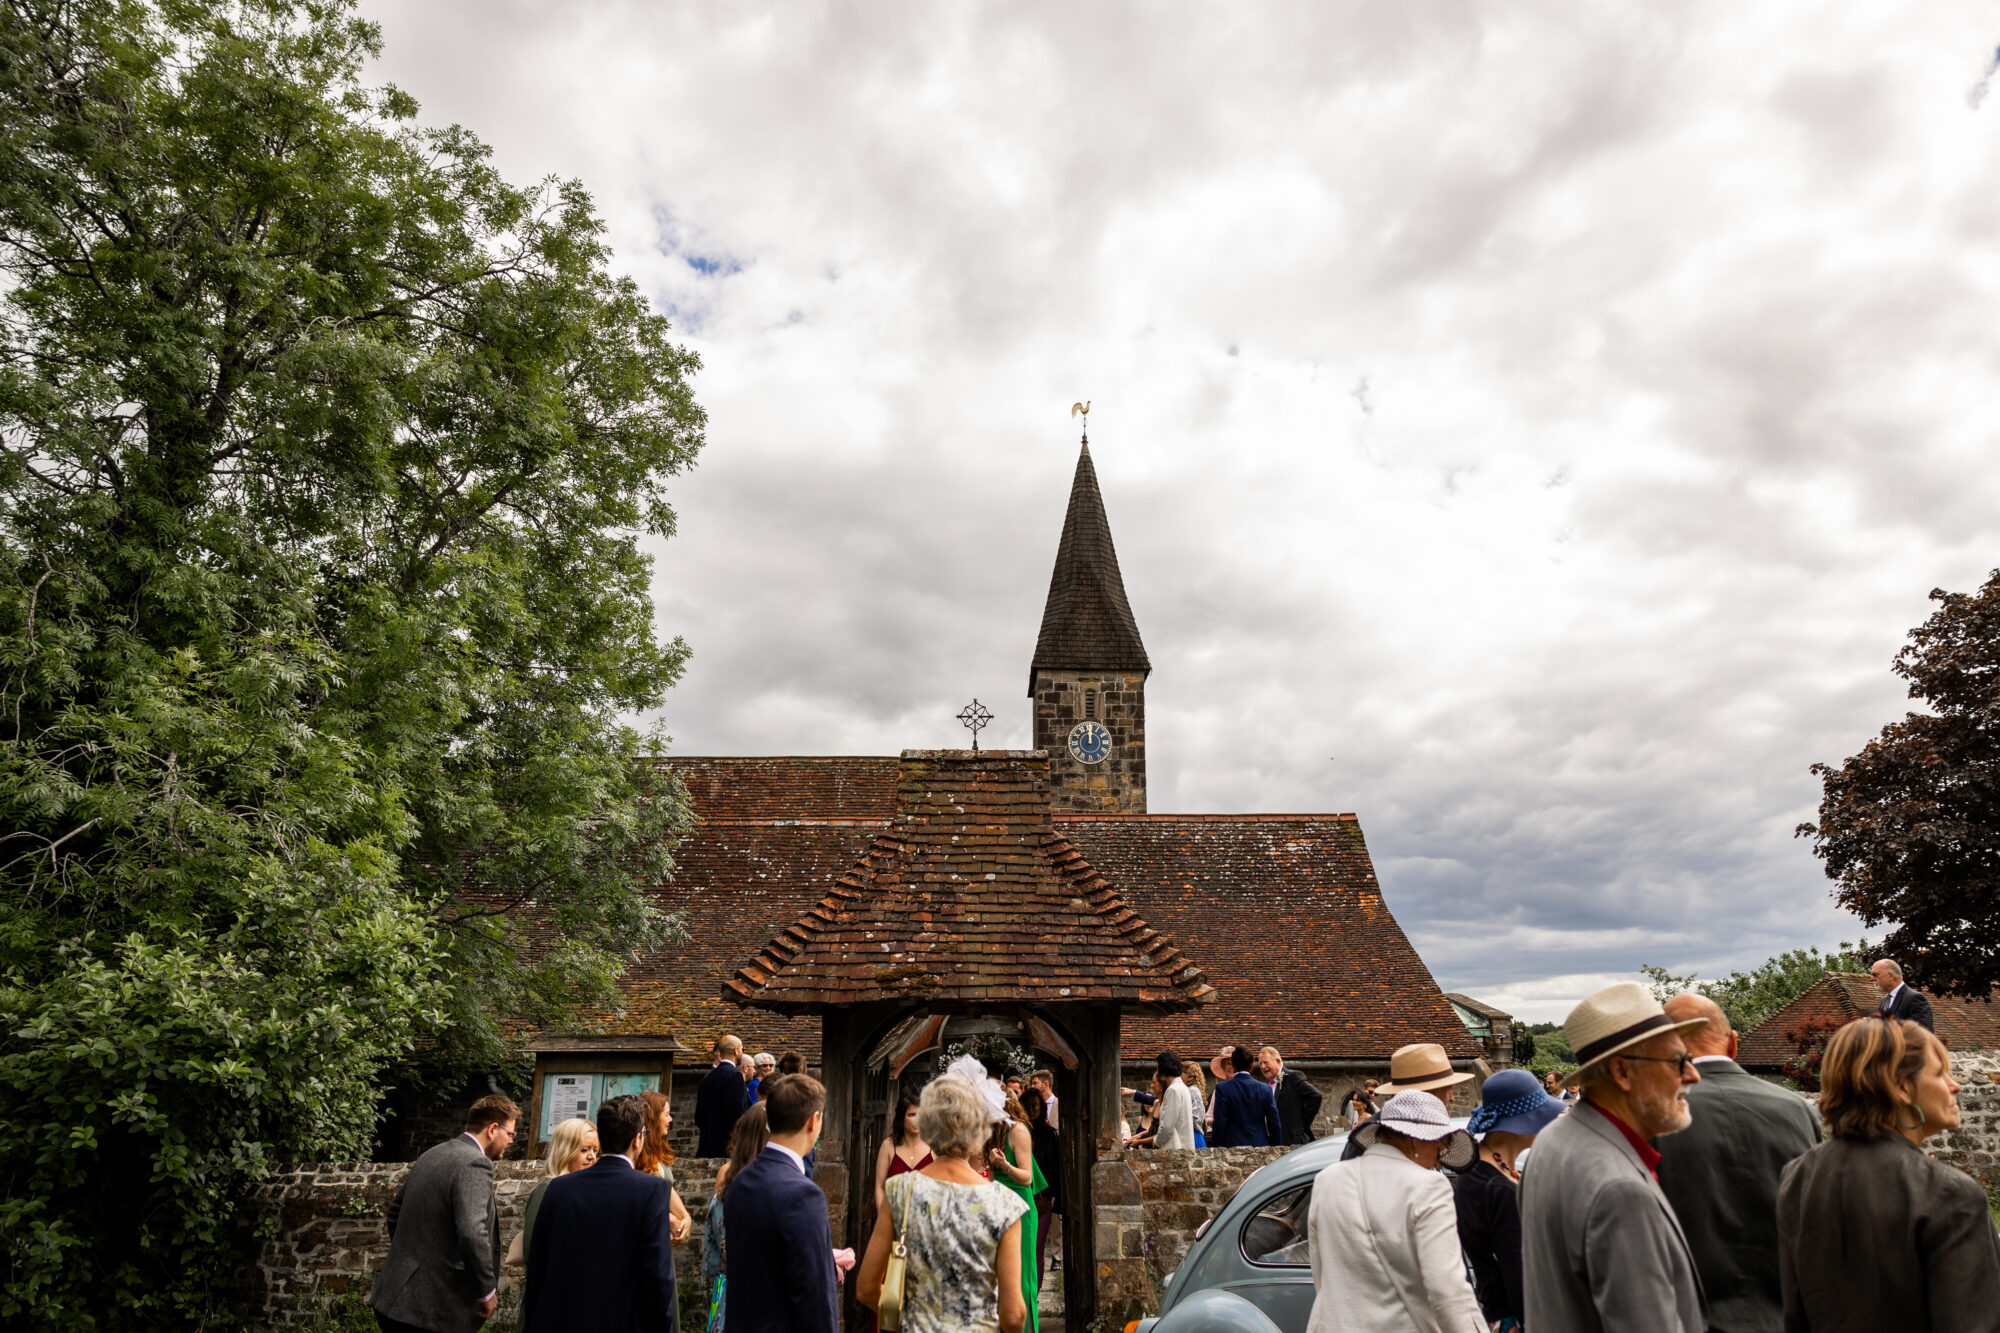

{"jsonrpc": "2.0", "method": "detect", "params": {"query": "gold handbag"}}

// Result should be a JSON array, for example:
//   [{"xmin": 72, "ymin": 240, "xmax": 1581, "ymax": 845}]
[{"xmin": 878, "ymin": 1235, "xmax": 909, "ymax": 1331}]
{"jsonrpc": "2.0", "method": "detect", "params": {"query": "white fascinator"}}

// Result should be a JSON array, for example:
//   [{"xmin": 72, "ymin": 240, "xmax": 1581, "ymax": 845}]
[{"xmin": 944, "ymin": 1054, "xmax": 1011, "ymax": 1124}]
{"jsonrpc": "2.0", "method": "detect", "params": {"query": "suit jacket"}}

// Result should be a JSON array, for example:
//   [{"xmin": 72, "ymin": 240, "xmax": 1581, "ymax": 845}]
[
  {"xmin": 1211, "ymin": 1072, "xmax": 1283, "ymax": 1147},
  {"xmin": 1276, "ymin": 1068, "xmax": 1324, "ymax": 1145},
  {"xmin": 1305, "ymin": 1142, "xmax": 1487, "ymax": 1333},
  {"xmin": 1651, "ymin": 1057, "xmax": 1819, "ymax": 1333},
  {"xmin": 1519, "ymin": 1100, "xmax": 1706, "ymax": 1333},
  {"xmin": 722, "ymin": 1147, "xmax": 840, "ymax": 1333},
  {"xmin": 1878, "ymin": 984, "xmax": 1936, "ymax": 1031},
  {"xmin": 1152, "ymin": 1078, "xmax": 1198, "ymax": 1150},
  {"xmin": 695, "ymin": 1061, "xmax": 751, "ymax": 1158},
  {"xmin": 369, "ymin": 1135, "xmax": 500, "ymax": 1333},
  {"xmin": 523, "ymin": 1156, "xmax": 676, "ymax": 1333},
  {"xmin": 1779, "ymin": 1134, "xmax": 2000, "ymax": 1332}
]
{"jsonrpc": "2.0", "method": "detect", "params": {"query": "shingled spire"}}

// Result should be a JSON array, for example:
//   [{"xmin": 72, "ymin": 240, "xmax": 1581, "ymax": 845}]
[
  {"xmin": 1030, "ymin": 442, "xmax": 1151, "ymax": 690},
  {"xmin": 1030, "ymin": 438, "xmax": 1150, "ymax": 813}
]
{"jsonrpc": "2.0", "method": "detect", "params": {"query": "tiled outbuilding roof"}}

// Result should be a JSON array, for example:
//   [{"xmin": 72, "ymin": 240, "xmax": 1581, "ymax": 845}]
[
  {"xmin": 724, "ymin": 751, "xmax": 1213, "ymax": 1015},
  {"xmin": 1030, "ymin": 443, "xmax": 1150, "ymax": 689},
  {"xmin": 1737, "ymin": 973, "xmax": 2000, "ymax": 1070},
  {"xmin": 1061, "ymin": 814, "xmax": 1482, "ymax": 1062},
  {"xmin": 596, "ymin": 757, "xmax": 1471, "ymax": 1063}
]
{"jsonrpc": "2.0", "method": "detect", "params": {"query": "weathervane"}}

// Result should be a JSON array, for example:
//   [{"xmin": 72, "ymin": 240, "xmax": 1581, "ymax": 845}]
[
  {"xmin": 957, "ymin": 698, "xmax": 994, "ymax": 751},
  {"xmin": 1071, "ymin": 400, "xmax": 1090, "ymax": 444}
]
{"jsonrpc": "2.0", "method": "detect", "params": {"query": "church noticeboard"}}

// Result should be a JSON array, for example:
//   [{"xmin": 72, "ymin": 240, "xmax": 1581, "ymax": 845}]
[
  {"xmin": 540, "ymin": 1071, "xmax": 662, "ymax": 1137},
  {"xmin": 524, "ymin": 1035, "xmax": 687, "ymax": 1156}
]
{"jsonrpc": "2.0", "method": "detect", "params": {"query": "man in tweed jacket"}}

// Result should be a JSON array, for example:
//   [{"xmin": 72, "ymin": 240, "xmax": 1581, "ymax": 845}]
[
  {"xmin": 1520, "ymin": 982, "xmax": 1708, "ymax": 1333},
  {"xmin": 370, "ymin": 1094, "xmax": 518, "ymax": 1333}
]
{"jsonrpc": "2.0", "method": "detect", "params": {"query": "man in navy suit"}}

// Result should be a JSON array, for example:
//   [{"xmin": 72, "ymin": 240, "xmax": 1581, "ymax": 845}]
[
  {"xmin": 524, "ymin": 1095, "xmax": 676, "ymax": 1333},
  {"xmin": 1871, "ymin": 958, "xmax": 1937, "ymax": 1031},
  {"xmin": 723, "ymin": 1074, "xmax": 841, "ymax": 1333},
  {"xmin": 695, "ymin": 1035, "xmax": 753, "ymax": 1157},
  {"xmin": 1208, "ymin": 1044, "xmax": 1283, "ymax": 1147}
]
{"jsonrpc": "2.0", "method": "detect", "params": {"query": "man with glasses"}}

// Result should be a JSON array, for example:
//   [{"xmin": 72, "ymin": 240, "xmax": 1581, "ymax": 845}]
[
  {"xmin": 371, "ymin": 1093, "xmax": 518, "ymax": 1333},
  {"xmin": 1520, "ymin": 982, "xmax": 1709, "ymax": 1333},
  {"xmin": 1652, "ymin": 993, "xmax": 1819, "ymax": 1333}
]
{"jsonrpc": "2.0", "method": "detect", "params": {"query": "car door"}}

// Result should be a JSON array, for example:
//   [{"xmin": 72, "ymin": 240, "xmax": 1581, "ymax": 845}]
[{"xmin": 1219, "ymin": 1181, "xmax": 1316, "ymax": 1331}]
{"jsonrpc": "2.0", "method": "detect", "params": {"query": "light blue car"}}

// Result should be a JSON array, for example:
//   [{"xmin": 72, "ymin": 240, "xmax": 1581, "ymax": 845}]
[{"xmin": 1130, "ymin": 1122, "xmax": 1472, "ymax": 1333}]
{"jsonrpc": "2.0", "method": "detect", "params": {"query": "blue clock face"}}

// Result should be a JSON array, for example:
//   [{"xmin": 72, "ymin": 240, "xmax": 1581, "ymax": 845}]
[{"xmin": 1068, "ymin": 720, "xmax": 1112, "ymax": 765}]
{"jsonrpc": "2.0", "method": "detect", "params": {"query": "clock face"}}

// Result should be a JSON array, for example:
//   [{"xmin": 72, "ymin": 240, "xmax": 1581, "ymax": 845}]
[{"xmin": 1068, "ymin": 720, "xmax": 1112, "ymax": 765}]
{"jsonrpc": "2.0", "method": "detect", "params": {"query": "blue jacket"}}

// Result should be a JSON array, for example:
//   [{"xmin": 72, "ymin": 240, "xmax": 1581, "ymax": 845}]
[
  {"xmin": 1210, "ymin": 1071, "xmax": 1282, "ymax": 1148},
  {"xmin": 722, "ymin": 1146, "xmax": 840, "ymax": 1333},
  {"xmin": 523, "ymin": 1155, "xmax": 676, "ymax": 1333}
]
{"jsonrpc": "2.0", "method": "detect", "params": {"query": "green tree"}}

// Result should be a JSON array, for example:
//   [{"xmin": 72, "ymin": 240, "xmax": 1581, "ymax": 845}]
[
  {"xmin": 1802, "ymin": 571, "xmax": 2000, "ymax": 1000},
  {"xmin": 0, "ymin": 2, "xmax": 701, "ymax": 1324},
  {"xmin": 1638, "ymin": 941, "xmax": 1871, "ymax": 1034}
]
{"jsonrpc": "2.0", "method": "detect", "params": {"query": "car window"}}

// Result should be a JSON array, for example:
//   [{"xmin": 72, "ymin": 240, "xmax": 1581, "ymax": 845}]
[{"xmin": 1239, "ymin": 1182, "xmax": 1312, "ymax": 1266}]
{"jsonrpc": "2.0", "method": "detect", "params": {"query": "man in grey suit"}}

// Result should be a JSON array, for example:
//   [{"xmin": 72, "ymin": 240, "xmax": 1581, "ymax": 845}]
[
  {"xmin": 369, "ymin": 1094, "xmax": 519, "ymax": 1333},
  {"xmin": 1520, "ymin": 981, "xmax": 1709, "ymax": 1333},
  {"xmin": 1653, "ymin": 993, "xmax": 1820, "ymax": 1333}
]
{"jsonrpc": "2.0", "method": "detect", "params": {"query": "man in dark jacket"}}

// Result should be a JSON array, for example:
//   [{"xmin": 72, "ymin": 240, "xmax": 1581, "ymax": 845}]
[
  {"xmin": 1871, "ymin": 959, "xmax": 1936, "ymax": 1031},
  {"xmin": 1209, "ymin": 1045, "xmax": 1282, "ymax": 1147},
  {"xmin": 723, "ymin": 1074, "xmax": 841, "ymax": 1333},
  {"xmin": 1258, "ymin": 1046, "xmax": 1323, "ymax": 1144},
  {"xmin": 1653, "ymin": 993, "xmax": 1820, "ymax": 1333},
  {"xmin": 370, "ymin": 1094, "xmax": 516, "ymax": 1333},
  {"xmin": 524, "ymin": 1094, "xmax": 676, "ymax": 1333},
  {"xmin": 695, "ymin": 1034, "xmax": 752, "ymax": 1157}
]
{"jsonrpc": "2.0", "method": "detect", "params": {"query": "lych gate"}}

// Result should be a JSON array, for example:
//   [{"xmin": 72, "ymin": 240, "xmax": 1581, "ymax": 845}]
[{"xmin": 725, "ymin": 747, "xmax": 1213, "ymax": 1326}]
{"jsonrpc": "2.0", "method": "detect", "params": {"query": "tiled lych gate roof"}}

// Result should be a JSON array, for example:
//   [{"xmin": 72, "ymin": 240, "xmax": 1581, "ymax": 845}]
[
  {"xmin": 609, "ymin": 756, "xmax": 1474, "ymax": 1062},
  {"xmin": 1738, "ymin": 972, "xmax": 2000, "ymax": 1071},
  {"xmin": 1030, "ymin": 443, "xmax": 1150, "ymax": 690},
  {"xmin": 726, "ymin": 751, "xmax": 1213, "ymax": 1014}
]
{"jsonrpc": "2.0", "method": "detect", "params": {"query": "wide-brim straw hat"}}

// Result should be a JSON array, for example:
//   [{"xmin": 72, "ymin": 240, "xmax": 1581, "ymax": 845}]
[
  {"xmin": 1353, "ymin": 1090, "xmax": 1476, "ymax": 1170},
  {"xmin": 1374, "ymin": 1043, "xmax": 1475, "ymax": 1095},
  {"xmin": 1562, "ymin": 981, "xmax": 1709, "ymax": 1087}
]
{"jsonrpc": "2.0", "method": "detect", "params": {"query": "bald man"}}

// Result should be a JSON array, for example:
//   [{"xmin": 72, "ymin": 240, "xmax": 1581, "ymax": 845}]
[{"xmin": 1651, "ymin": 994, "xmax": 1821, "ymax": 1333}]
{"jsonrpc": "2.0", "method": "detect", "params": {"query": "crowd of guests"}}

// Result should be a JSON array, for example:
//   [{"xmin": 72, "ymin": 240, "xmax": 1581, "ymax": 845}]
[
  {"xmin": 1301, "ymin": 967, "xmax": 2000, "ymax": 1333},
  {"xmin": 365, "ymin": 957, "xmax": 1996, "ymax": 1333}
]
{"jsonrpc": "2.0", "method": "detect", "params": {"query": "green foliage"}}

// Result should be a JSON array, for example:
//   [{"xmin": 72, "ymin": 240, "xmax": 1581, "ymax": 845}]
[
  {"xmin": 1520, "ymin": 1021, "xmax": 1572, "ymax": 1074},
  {"xmin": 0, "ymin": 0, "xmax": 701, "ymax": 1325},
  {"xmin": 1510, "ymin": 1021, "xmax": 1534, "ymax": 1063},
  {"xmin": 1639, "ymin": 941, "xmax": 1872, "ymax": 1034},
  {"xmin": 1802, "ymin": 570, "xmax": 2000, "ymax": 1000}
]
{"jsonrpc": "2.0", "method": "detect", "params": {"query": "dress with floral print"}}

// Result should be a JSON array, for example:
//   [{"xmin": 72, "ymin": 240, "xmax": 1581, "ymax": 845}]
[{"xmin": 885, "ymin": 1171, "xmax": 1031, "ymax": 1333}]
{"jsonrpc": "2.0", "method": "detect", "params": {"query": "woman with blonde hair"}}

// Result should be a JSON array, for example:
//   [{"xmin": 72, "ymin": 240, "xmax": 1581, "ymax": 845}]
[
  {"xmin": 1778, "ymin": 1017, "xmax": 2000, "ymax": 1327},
  {"xmin": 1182, "ymin": 1062, "xmax": 1207, "ymax": 1148},
  {"xmin": 507, "ymin": 1117, "xmax": 600, "ymax": 1304},
  {"xmin": 858, "ymin": 1070, "xmax": 1029, "ymax": 1333}
]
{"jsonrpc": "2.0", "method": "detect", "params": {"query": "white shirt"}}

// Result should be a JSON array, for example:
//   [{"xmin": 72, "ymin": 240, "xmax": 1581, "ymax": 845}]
[
  {"xmin": 1881, "ymin": 981, "xmax": 1905, "ymax": 1009},
  {"xmin": 1691, "ymin": 1054, "xmax": 1733, "ymax": 1066},
  {"xmin": 1042, "ymin": 1091, "xmax": 1058, "ymax": 1129},
  {"xmin": 769, "ymin": 1142, "xmax": 808, "ymax": 1175}
]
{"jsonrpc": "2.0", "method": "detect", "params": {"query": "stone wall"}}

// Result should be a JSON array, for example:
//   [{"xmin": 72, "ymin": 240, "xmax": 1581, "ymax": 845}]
[
  {"xmin": 242, "ymin": 1155, "xmax": 722, "ymax": 1330},
  {"xmin": 1092, "ymin": 1147, "xmax": 1286, "ymax": 1326}
]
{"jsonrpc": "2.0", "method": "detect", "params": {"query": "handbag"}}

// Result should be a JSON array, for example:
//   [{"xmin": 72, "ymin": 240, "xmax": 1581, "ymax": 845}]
[{"xmin": 878, "ymin": 1236, "xmax": 909, "ymax": 1331}]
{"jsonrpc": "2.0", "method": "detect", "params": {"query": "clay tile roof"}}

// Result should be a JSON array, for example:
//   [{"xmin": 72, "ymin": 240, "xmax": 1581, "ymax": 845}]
[
  {"xmin": 1062, "ymin": 815, "xmax": 1483, "ymax": 1062},
  {"xmin": 725, "ymin": 750, "xmax": 1213, "ymax": 1015},
  {"xmin": 1029, "ymin": 443, "xmax": 1150, "ymax": 691},
  {"xmin": 1737, "ymin": 972, "xmax": 2000, "ymax": 1070}
]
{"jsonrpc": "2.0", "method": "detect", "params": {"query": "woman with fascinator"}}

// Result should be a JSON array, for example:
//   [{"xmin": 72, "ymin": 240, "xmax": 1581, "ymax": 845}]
[
  {"xmin": 1304, "ymin": 1088, "xmax": 1486, "ymax": 1333},
  {"xmin": 1453, "ymin": 1070, "xmax": 1565, "ymax": 1332}
]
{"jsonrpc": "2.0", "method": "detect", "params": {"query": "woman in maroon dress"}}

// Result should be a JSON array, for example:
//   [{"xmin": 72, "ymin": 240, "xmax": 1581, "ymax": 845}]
[{"xmin": 874, "ymin": 1090, "xmax": 932, "ymax": 1211}]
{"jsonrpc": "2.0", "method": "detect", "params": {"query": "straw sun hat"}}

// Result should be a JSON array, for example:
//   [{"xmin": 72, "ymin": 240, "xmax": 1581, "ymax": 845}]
[
  {"xmin": 1352, "ymin": 1090, "xmax": 1476, "ymax": 1169},
  {"xmin": 1373, "ymin": 1043, "xmax": 1475, "ymax": 1095},
  {"xmin": 1562, "ymin": 981, "xmax": 1708, "ymax": 1087}
]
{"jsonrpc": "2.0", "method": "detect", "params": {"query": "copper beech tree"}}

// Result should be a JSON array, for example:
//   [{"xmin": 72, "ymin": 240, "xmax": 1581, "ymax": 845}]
[{"xmin": 1801, "ymin": 570, "xmax": 2000, "ymax": 999}]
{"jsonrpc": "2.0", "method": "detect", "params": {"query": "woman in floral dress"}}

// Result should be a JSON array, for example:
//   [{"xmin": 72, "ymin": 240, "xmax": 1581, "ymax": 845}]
[{"xmin": 857, "ymin": 1072, "xmax": 1029, "ymax": 1333}]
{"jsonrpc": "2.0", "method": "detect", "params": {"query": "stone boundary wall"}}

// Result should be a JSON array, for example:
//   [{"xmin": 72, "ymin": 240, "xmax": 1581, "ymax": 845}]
[
  {"xmin": 1926, "ymin": 1049, "xmax": 2000, "ymax": 1187},
  {"xmin": 1092, "ymin": 1147, "xmax": 1287, "ymax": 1326},
  {"xmin": 242, "ymin": 1156, "xmax": 722, "ymax": 1330}
]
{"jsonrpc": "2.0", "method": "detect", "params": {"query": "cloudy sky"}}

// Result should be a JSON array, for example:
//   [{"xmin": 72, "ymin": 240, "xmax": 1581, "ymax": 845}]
[{"xmin": 362, "ymin": 1, "xmax": 2000, "ymax": 1020}]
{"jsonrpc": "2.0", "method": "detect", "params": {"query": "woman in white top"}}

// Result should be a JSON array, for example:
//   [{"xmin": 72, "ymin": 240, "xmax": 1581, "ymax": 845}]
[{"xmin": 1305, "ymin": 1090, "xmax": 1485, "ymax": 1333}]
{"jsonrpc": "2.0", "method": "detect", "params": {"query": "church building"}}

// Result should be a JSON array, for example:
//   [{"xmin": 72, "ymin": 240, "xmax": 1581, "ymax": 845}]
[{"xmin": 541, "ymin": 436, "xmax": 1484, "ymax": 1159}]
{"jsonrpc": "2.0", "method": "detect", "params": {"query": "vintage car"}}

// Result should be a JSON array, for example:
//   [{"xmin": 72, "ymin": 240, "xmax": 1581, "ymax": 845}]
[{"xmin": 1127, "ymin": 1122, "xmax": 1470, "ymax": 1333}]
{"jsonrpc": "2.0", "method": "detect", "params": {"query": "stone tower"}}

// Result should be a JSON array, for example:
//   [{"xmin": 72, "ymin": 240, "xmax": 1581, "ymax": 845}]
[{"xmin": 1029, "ymin": 438, "xmax": 1150, "ymax": 812}]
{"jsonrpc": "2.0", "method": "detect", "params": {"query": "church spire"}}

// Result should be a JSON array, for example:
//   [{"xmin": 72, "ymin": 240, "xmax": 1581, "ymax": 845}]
[{"xmin": 1029, "ymin": 439, "xmax": 1151, "ymax": 695}]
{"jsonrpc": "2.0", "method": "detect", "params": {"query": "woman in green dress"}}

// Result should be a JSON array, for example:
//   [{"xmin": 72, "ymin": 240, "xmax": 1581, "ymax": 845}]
[{"xmin": 988, "ymin": 1089, "xmax": 1047, "ymax": 1331}]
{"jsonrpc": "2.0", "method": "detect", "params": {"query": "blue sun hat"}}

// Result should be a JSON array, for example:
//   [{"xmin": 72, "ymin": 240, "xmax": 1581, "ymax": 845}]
[{"xmin": 1467, "ymin": 1068, "xmax": 1565, "ymax": 1139}]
